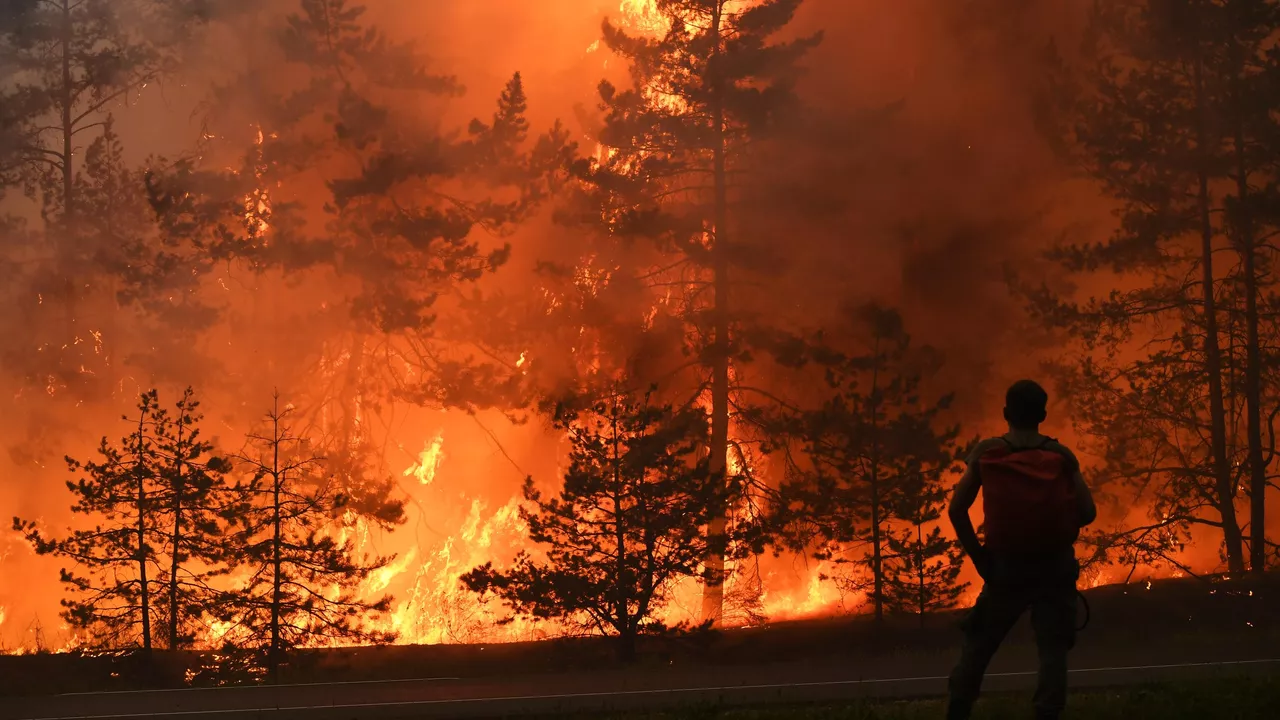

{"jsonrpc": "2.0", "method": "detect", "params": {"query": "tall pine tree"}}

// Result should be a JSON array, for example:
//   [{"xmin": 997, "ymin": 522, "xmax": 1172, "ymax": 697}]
[
  {"xmin": 576, "ymin": 0, "xmax": 821, "ymax": 624},
  {"xmin": 0, "ymin": 0, "xmax": 194, "ymax": 402},
  {"xmin": 1206, "ymin": 0, "xmax": 1280, "ymax": 574},
  {"xmin": 0, "ymin": 0, "xmax": 165, "ymax": 225}
]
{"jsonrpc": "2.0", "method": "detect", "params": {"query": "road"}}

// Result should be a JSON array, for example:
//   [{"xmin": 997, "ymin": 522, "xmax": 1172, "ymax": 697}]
[{"xmin": 6, "ymin": 657, "xmax": 1279, "ymax": 720}]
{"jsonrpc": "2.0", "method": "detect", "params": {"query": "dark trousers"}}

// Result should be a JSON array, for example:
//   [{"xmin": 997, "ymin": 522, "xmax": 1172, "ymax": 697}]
[{"xmin": 946, "ymin": 553, "xmax": 1079, "ymax": 720}]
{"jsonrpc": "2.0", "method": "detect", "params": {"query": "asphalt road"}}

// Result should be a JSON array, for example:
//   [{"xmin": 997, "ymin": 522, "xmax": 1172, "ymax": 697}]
[{"xmin": 6, "ymin": 657, "xmax": 1279, "ymax": 720}]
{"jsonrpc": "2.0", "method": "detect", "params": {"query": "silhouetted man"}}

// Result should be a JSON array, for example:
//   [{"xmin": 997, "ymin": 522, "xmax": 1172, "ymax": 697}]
[{"xmin": 946, "ymin": 380, "xmax": 1097, "ymax": 720}]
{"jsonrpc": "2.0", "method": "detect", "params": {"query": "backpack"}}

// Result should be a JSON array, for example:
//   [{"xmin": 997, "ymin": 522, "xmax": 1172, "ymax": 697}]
[{"xmin": 978, "ymin": 436, "xmax": 1079, "ymax": 555}]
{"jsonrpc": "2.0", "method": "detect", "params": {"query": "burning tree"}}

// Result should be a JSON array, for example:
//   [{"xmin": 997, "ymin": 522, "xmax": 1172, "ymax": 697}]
[
  {"xmin": 462, "ymin": 386, "xmax": 730, "ymax": 661},
  {"xmin": 13, "ymin": 389, "xmax": 234, "ymax": 651},
  {"xmin": 574, "ymin": 0, "xmax": 822, "ymax": 624},
  {"xmin": 228, "ymin": 395, "xmax": 403, "ymax": 682},
  {"xmin": 770, "ymin": 305, "xmax": 963, "ymax": 623}
]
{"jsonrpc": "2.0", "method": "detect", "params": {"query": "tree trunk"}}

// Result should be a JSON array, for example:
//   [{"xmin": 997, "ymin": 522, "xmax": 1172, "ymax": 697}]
[
  {"xmin": 1196, "ymin": 57, "xmax": 1246, "ymax": 574},
  {"xmin": 58, "ymin": 0, "xmax": 77, "ymax": 352},
  {"xmin": 870, "ymin": 466, "xmax": 883, "ymax": 623},
  {"xmin": 617, "ymin": 629, "xmax": 637, "ymax": 663},
  {"xmin": 134, "ymin": 411, "xmax": 152, "ymax": 653},
  {"xmin": 869, "ymin": 349, "xmax": 883, "ymax": 624},
  {"xmin": 339, "ymin": 335, "xmax": 365, "ymax": 448},
  {"xmin": 701, "ymin": 2, "xmax": 731, "ymax": 626},
  {"xmin": 611, "ymin": 397, "xmax": 630, "ymax": 654},
  {"xmin": 60, "ymin": 0, "xmax": 74, "ymax": 226},
  {"xmin": 1233, "ymin": 67, "xmax": 1266, "ymax": 574},
  {"xmin": 1243, "ymin": 230, "xmax": 1266, "ymax": 574},
  {"xmin": 917, "ymin": 521, "xmax": 926, "ymax": 629},
  {"xmin": 270, "ymin": 404, "xmax": 284, "ymax": 683},
  {"xmin": 166, "ymin": 418, "xmax": 185, "ymax": 651}
]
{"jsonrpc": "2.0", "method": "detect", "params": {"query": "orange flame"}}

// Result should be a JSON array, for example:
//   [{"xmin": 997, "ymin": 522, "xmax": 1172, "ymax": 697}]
[
  {"xmin": 403, "ymin": 433, "xmax": 445, "ymax": 486},
  {"xmin": 244, "ymin": 127, "xmax": 272, "ymax": 237}
]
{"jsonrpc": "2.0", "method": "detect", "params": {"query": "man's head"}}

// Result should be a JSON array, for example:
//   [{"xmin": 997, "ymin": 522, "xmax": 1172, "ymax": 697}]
[{"xmin": 1004, "ymin": 379, "xmax": 1048, "ymax": 430}]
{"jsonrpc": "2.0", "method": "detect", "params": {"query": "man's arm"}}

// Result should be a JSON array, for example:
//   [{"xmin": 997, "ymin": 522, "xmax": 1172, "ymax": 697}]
[
  {"xmin": 1073, "ymin": 470, "xmax": 1097, "ymax": 527},
  {"xmin": 948, "ymin": 461, "xmax": 988, "ymax": 577},
  {"xmin": 1055, "ymin": 444, "xmax": 1098, "ymax": 528}
]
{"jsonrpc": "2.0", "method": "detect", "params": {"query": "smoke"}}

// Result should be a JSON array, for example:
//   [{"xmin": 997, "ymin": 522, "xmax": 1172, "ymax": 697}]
[{"xmin": 0, "ymin": 0, "xmax": 1139, "ymax": 649}]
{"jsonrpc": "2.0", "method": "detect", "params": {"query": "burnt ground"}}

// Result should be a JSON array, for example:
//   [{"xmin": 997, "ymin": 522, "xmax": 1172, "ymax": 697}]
[{"xmin": 1, "ymin": 572, "xmax": 1277, "ymax": 699}]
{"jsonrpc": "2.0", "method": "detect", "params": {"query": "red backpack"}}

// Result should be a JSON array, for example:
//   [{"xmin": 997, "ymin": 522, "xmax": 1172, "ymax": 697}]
[{"xmin": 978, "ymin": 437, "xmax": 1079, "ymax": 554}]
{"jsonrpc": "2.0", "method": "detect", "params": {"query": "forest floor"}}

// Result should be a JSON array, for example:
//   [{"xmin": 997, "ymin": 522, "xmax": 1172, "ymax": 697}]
[{"xmin": 1, "ymin": 572, "xmax": 1278, "ymax": 699}]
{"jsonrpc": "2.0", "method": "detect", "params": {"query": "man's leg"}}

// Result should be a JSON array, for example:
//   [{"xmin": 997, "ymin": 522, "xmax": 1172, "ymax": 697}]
[
  {"xmin": 946, "ymin": 586, "xmax": 1026, "ymax": 720},
  {"xmin": 1029, "ymin": 582, "xmax": 1079, "ymax": 719}
]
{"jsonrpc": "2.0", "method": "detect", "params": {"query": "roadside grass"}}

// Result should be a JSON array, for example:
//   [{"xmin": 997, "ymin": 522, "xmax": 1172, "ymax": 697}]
[{"xmin": 577, "ymin": 674, "xmax": 1280, "ymax": 719}]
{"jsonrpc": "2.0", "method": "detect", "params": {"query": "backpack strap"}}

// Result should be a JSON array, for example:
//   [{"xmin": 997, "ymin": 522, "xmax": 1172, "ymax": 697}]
[{"xmin": 999, "ymin": 435, "xmax": 1054, "ymax": 453}]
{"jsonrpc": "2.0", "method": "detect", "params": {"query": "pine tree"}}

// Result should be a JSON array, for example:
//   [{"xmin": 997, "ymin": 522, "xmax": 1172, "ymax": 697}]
[
  {"xmin": 462, "ymin": 386, "xmax": 728, "ymax": 661},
  {"xmin": 882, "ymin": 471, "xmax": 967, "ymax": 626},
  {"xmin": 771, "ymin": 305, "xmax": 961, "ymax": 623},
  {"xmin": 1026, "ymin": 0, "xmax": 1280, "ymax": 574},
  {"xmin": 0, "ymin": 79, "xmax": 41, "ymax": 194},
  {"xmin": 152, "ymin": 388, "xmax": 235, "ymax": 650},
  {"xmin": 0, "ymin": 0, "xmax": 211, "ymax": 405},
  {"xmin": 576, "ymin": 0, "xmax": 822, "ymax": 625},
  {"xmin": 230, "ymin": 394, "xmax": 402, "ymax": 682},
  {"xmin": 44, "ymin": 118, "xmax": 158, "ymax": 395},
  {"xmin": 1205, "ymin": 0, "xmax": 1280, "ymax": 575},
  {"xmin": 0, "ymin": 1, "xmax": 182, "ymax": 385},
  {"xmin": 0, "ymin": 0, "xmax": 166, "ymax": 226},
  {"xmin": 1052, "ymin": 339, "xmax": 1226, "ymax": 574},
  {"xmin": 12, "ymin": 391, "xmax": 166, "ymax": 651},
  {"xmin": 12, "ymin": 389, "xmax": 239, "ymax": 651}
]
